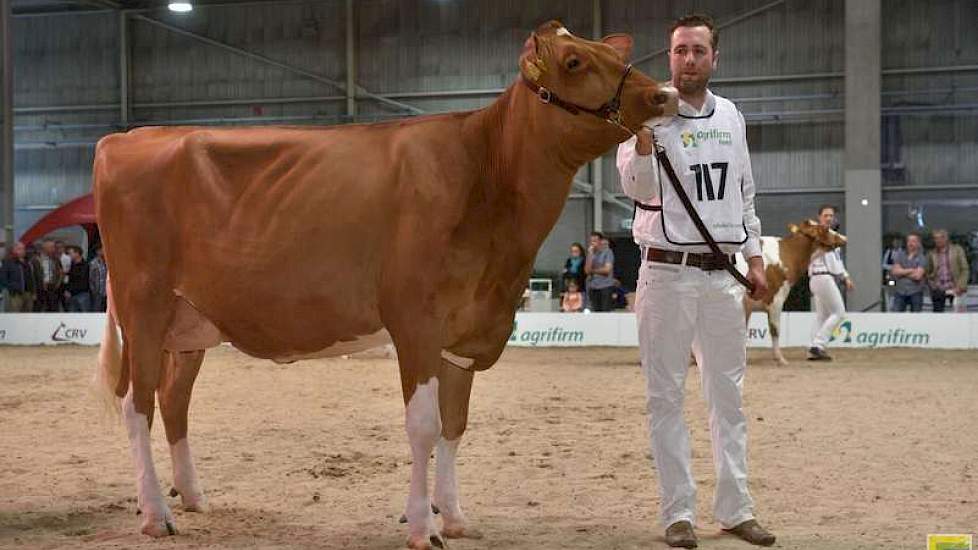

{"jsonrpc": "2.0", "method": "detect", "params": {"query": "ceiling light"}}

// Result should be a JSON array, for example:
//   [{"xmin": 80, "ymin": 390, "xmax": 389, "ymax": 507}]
[{"xmin": 168, "ymin": 2, "xmax": 193, "ymax": 13}]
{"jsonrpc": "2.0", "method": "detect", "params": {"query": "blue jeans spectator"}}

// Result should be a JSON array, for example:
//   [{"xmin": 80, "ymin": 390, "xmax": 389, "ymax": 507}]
[
  {"xmin": 67, "ymin": 292, "xmax": 91, "ymax": 312},
  {"xmin": 891, "ymin": 292, "xmax": 923, "ymax": 312}
]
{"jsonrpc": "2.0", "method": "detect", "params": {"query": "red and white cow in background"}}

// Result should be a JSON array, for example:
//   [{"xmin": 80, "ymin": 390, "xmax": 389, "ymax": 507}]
[{"xmin": 740, "ymin": 220, "xmax": 847, "ymax": 364}]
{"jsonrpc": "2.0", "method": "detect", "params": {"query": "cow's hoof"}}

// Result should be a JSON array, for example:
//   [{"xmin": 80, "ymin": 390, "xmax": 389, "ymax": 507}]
[
  {"xmin": 170, "ymin": 486, "xmax": 208, "ymax": 512},
  {"xmin": 443, "ymin": 525, "xmax": 483, "ymax": 539},
  {"xmin": 141, "ymin": 517, "xmax": 177, "ymax": 537},
  {"xmin": 776, "ymin": 357, "xmax": 789, "ymax": 366},
  {"xmin": 406, "ymin": 534, "xmax": 446, "ymax": 549},
  {"xmin": 182, "ymin": 495, "xmax": 208, "ymax": 513}
]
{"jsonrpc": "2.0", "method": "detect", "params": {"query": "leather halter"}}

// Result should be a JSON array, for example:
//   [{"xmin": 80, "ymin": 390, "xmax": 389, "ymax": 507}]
[{"xmin": 521, "ymin": 64, "xmax": 633, "ymax": 133}]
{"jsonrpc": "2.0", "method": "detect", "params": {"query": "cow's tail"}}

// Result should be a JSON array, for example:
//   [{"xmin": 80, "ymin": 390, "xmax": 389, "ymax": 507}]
[{"xmin": 93, "ymin": 276, "xmax": 123, "ymax": 416}]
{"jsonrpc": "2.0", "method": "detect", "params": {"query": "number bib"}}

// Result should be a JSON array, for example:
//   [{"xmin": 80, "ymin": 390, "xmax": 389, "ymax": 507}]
[{"xmin": 654, "ymin": 98, "xmax": 748, "ymax": 246}]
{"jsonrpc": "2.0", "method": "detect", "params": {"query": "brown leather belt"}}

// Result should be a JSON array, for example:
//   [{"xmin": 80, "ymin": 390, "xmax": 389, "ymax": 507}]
[{"xmin": 646, "ymin": 248, "xmax": 736, "ymax": 272}]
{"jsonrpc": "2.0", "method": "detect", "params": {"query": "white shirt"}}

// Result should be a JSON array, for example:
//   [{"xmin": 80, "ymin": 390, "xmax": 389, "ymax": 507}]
[
  {"xmin": 809, "ymin": 247, "xmax": 849, "ymax": 278},
  {"xmin": 616, "ymin": 90, "xmax": 762, "ymax": 258}
]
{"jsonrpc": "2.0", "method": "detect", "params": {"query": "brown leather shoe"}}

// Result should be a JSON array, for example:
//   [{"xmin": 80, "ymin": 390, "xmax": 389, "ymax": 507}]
[
  {"xmin": 723, "ymin": 519, "xmax": 776, "ymax": 546},
  {"xmin": 664, "ymin": 520, "xmax": 698, "ymax": 548}
]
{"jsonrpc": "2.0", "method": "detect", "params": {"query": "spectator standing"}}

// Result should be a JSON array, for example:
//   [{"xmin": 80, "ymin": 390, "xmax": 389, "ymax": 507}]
[
  {"xmin": 64, "ymin": 245, "xmax": 91, "ymax": 312},
  {"xmin": 31, "ymin": 239, "xmax": 64, "ymax": 312},
  {"xmin": 926, "ymin": 229, "xmax": 969, "ymax": 312},
  {"xmin": 584, "ymin": 231, "xmax": 615, "ymax": 312},
  {"xmin": 889, "ymin": 233, "xmax": 927, "ymax": 312},
  {"xmin": 56, "ymin": 241, "xmax": 72, "ymax": 311},
  {"xmin": 1, "ymin": 242, "xmax": 37, "ymax": 312},
  {"xmin": 562, "ymin": 242, "xmax": 587, "ymax": 293},
  {"xmin": 89, "ymin": 245, "xmax": 108, "ymax": 312}
]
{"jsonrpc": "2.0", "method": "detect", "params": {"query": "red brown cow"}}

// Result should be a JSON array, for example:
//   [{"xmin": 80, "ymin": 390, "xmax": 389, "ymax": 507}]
[
  {"xmin": 92, "ymin": 21, "xmax": 677, "ymax": 549},
  {"xmin": 740, "ymin": 220, "xmax": 847, "ymax": 364}
]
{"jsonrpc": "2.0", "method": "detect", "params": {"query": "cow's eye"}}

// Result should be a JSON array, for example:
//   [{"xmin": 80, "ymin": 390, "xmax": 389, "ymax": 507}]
[{"xmin": 566, "ymin": 57, "xmax": 581, "ymax": 71}]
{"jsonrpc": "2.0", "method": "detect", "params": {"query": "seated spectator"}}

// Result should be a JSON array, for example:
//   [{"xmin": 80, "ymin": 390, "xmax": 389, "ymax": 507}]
[
  {"xmin": 889, "ymin": 233, "xmax": 927, "ymax": 312},
  {"xmin": 64, "ymin": 245, "xmax": 91, "ymax": 312},
  {"xmin": 926, "ymin": 229, "xmax": 969, "ymax": 312},
  {"xmin": 560, "ymin": 279, "xmax": 584, "ymax": 312}
]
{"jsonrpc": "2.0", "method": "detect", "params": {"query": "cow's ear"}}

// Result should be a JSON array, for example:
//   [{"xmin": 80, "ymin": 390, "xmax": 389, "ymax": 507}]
[
  {"xmin": 602, "ymin": 34, "xmax": 633, "ymax": 62},
  {"xmin": 520, "ymin": 33, "xmax": 546, "ymax": 81},
  {"xmin": 788, "ymin": 224, "xmax": 799, "ymax": 233}
]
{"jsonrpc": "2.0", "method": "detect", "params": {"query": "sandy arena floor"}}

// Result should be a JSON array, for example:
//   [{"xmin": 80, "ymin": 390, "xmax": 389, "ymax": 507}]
[{"xmin": 1, "ymin": 345, "xmax": 976, "ymax": 550}]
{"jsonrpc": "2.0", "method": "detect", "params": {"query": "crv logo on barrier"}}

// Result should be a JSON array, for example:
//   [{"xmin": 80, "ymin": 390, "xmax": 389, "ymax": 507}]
[{"xmin": 52, "ymin": 322, "xmax": 88, "ymax": 343}]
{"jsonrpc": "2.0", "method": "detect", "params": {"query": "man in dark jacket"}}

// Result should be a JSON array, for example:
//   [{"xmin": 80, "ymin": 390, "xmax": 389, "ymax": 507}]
[
  {"xmin": 64, "ymin": 245, "xmax": 91, "ymax": 312},
  {"xmin": 31, "ymin": 239, "xmax": 64, "ymax": 312},
  {"xmin": 0, "ymin": 242, "xmax": 36, "ymax": 312}
]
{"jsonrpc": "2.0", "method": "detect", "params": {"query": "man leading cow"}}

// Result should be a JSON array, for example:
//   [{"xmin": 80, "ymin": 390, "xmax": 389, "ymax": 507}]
[{"xmin": 617, "ymin": 13, "xmax": 775, "ymax": 547}]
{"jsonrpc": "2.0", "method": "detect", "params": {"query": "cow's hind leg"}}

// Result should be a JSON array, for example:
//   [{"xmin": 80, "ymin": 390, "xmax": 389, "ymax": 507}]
[
  {"xmin": 159, "ymin": 349, "xmax": 208, "ymax": 512},
  {"xmin": 434, "ymin": 360, "xmax": 481, "ymax": 540},
  {"xmin": 768, "ymin": 307, "xmax": 788, "ymax": 365}
]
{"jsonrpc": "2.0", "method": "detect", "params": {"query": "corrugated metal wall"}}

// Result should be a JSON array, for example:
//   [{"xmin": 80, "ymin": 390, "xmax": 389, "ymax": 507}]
[{"xmin": 7, "ymin": 0, "xmax": 976, "ymax": 274}]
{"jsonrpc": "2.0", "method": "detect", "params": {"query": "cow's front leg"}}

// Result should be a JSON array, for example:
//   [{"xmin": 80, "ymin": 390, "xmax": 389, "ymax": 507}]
[
  {"xmin": 403, "ymin": 375, "xmax": 444, "ymax": 549},
  {"xmin": 434, "ymin": 361, "xmax": 482, "ymax": 540}
]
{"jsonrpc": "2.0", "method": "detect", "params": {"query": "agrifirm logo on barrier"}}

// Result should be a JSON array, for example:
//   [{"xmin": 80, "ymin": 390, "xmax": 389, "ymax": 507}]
[
  {"xmin": 829, "ymin": 319, "xmax": 930, "ymax": 347},
  {"xmin": 510, "ymin": 322, "xmax": 585, "ymax": 346},
  {"xmin": 927, "ymin": 534, "xmax": 972, "ymax": 550}
]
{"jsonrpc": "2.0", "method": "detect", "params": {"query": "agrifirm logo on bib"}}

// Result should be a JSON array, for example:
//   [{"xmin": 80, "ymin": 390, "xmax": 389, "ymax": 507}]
[
  {"xmin": 927, "ymin": 534, "xmax": 972, "ymax": 550},
  {"xmin": 829, "ymin": 319, "xmax": 930, "ymax": 347},
  {"xmin": 680, "ymin": 128, "xmax": 732, "ymax": 148}
]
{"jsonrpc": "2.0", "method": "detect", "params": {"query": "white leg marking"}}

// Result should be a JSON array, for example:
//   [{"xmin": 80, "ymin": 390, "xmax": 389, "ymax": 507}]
[
  {"xmin": 405, "ymin": 378, "xmax": 442, "ymax": 549},
  {"xmin": 123, "ymin": 390, "xmax": 174, "ymax": 537},
  {"xmin": 170, "ymin": 438, "xmax": 207, "ymax": 512},
  {"xmin": 434, "ymin": 437, "xmax": 464, "ymax": 536}
]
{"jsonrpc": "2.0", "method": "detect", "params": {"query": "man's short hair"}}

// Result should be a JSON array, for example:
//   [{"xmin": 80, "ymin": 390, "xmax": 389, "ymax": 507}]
[
  {"xmin": 66, "ymin": 245, "xmax": 83, "ymax": 255},
  {"xmin": 818, "ymin": 204, "xmax": 837, "ymax": 216},
  {"xmin": 932, "ymin": 228, "xmax": 948, "ymax": 238},
  {"xmin": 907, "ymin": 232, "xmax": 922, "ymax": 242},
  {"xmin": 590, "ymin": 231, "xmax": 605, "ymax": 239},
  {"xmin": 670, "ymin": 13, "xmax": 718, "ymax": 51}
]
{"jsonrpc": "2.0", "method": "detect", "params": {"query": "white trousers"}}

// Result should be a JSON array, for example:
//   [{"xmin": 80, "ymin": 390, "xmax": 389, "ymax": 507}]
[
  {"xmin": 636, "ymin": 260, "xmax": 754, "ymax": 529},
  {"xmin": 809, "ymin": 274, "xmax": 846, "ymax": 349}
]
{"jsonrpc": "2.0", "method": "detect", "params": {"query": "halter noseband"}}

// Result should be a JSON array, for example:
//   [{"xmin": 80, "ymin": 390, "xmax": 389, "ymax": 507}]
[{"xmin": 521, "ymin": 63, "xmax": 634, "ymax": 133}]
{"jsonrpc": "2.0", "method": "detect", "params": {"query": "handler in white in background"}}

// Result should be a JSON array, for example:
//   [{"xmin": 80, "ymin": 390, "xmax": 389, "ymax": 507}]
[
  {"xmin": 807, "ymin": 205, "xmax": 853, "ymax": 361},
  {"xmin": 616, "ymin": 13, "xmax": 774, "ymax": 549}
]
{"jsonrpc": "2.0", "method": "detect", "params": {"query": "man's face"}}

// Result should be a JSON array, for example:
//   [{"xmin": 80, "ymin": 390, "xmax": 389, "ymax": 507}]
[
  {"xmin": 818, "ymin": 209, "xmax": 835, "ymax": 228},
  {"xmin": 934, "ymin": 232, "xmax": 947, "ymax": 249},
  {"xmin": 42, "ymin": 242, "xmax": 55, "ymax": 256},
  {"xmin": 669, "ymin": 25, "xmax": 717, "ymax": 96},
  {"xmin": 590, "ymin": 235, "xmax": 601, "ymax": 249},
  {"xmin": 69, "ymin": 249, "xmax": 81, "ymax": 262},
  {"xmin": 907, "ymin": 235, "xmax": 921, "ymax": 253},
  {"xmin": 13, "ymin": 242, "xmax": 25, "ymax": 259}
]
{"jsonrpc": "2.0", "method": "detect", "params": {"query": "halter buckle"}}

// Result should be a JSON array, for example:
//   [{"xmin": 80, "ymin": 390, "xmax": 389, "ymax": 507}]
[{"xmin": 537, "ymin": 88, "xmax": 553, "ymax": 104}]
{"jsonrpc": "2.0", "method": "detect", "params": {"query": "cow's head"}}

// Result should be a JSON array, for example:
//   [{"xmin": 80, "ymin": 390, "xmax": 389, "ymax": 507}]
[
  {"xmin": 519, "ymin": 21, "xmax": 678, "ymax": 139},
  {"xmin": 789, "ymin": 219, "xmax": 848, "ymax": 249}
]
